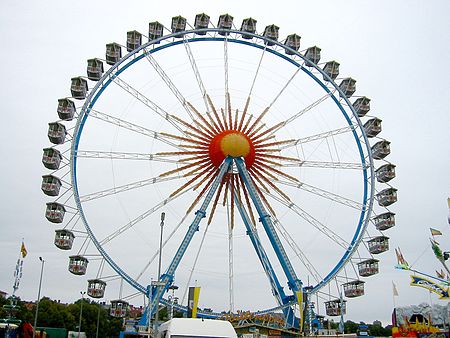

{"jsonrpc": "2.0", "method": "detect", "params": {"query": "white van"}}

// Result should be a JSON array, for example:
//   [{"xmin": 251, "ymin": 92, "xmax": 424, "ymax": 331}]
[{"xmin": 157, "ymin": 318, "xmax": 237, "ymax": 338}]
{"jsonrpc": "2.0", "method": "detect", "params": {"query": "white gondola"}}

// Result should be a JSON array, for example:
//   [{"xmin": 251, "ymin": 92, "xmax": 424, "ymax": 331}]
[
  {"xmin": 54, "ymin": 229, "xmax": 75, "ymax": 250},
  {"xmin": 304, "ymin": 46, "xmax": 321, "ymax": 66},
  {"xmin": 69, "ymin": 255, "xmax": 89, "ymax": 275},
  {"xmin": 106, "ymin": 43, "xmax": 122, "ymax": 65},
  {"xmin": 45, "ymin": 202, "xmax": 66, "ymax": 223},
  {"xmin": 343, "ymin": 280, "xmax": 365, "ymax": 298},
  {"xmin": 110, "ymin": 300, "xmax": 129, "ymax": 318},
  {"xmin": 48, "ymin": 122, "xmax": 67, "ymax": 145},
  {"xmin": 218, "ymin": 14, "xmax": 233, "ymax": 36},
  {"xmin": 148, "ymin": 21, "xmax": 164, "ymax": 42},
  {"xmin": 87, "ymin": 279, "xmax": 107, "ymax": 298},
  {"xmin": 86, "ymin": 58, "xmax": 104, "ymax": 81},
  {"xmin": 377, "ymin": 187, "xmax": 397, "ymax": 207},
  {"xmin": 323, "ymin": 61, "xmax": 340, "ymax": 81},
  {"xmin": 353, "ymin": 96, "xmax": 371, "ymax": 117},
  {"xmin": 284, "ymin": 34, "xmax": 301, "ymax": 55},
  {"xmin": 70, "ymin": 77, "xmax": 88, "ymax": 100},
  {"xmin": 374, "ymin": 212, "xmax": 395, "ymax": 231},
  {"xmin": 368, "ymin": 236, "xmax": 389, "ymax": 254},
  {"xmin": 371, "ymin": 140, "xmax": 390, "ymax": 160},
  {"xmin": 57, "ymin": 98, "xmax": 76, "ymax": 121},
  {"xmin": 363, "ymin": 118, "xmax": 382, "ymax": 138},
  {"xmin": 171, "ymin": 16, "xmax": 186, "ymax": 36},
  {"xmin": 358, "ymin": 259, "xmax": 379, "ymax": 277},
  {"xmin": 194, "ymin": 13, "xmax": 210, "ymax": 35},
  {"xmin": 325, "ymin": 299, "xmax": 346, "ymax": 316},
  {"xmin": 376, "ymin": 164, "xmax": 396, "ymax": 183},
  {"xmin": 127, "ymin": 30, "xmax": 142, "ymax": 52},
  {"xmin": 263, "ymin": 24, "xmax": 279, "ymax": 46},
  {"xmin": 240, "ymin": 18, "xmax": 257, "ymax": 39},
  {"xmin": 339, "ymin": 78, "xmax": 356, "ymax": 98},
  {"xmin": 41, "ymin": 175, "xmax": 62, "ymax": 197},
  {"xmin": 42, "ymin": 147, "xmax": 62, "ymax": 170}
]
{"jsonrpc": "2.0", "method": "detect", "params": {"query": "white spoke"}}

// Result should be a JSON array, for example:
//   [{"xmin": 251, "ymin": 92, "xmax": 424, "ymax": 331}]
[
  {"xmin": 281, "ymin": 160, "xmax": 366, "ymax": 170},
  {"xmin": 143, "ymin": 48, "xmax": 195, "ymax": 121},
  {"xmin": 89, "ymin": 109, "xmax": 184, "ymax": 151},
  {"xmin": 100, "ymin": 188, "xmax": 190, "ymax": 246},
  {"xmin": 80, "ymin": 175, "xmax": 186, "ymax": 203},
  {"xmin": 110, "ymin": 73, "xmax": 186, "ymax": 134},
  {"xmin": 272, "ymin": 216, "xmax": 322, "ymax": 284},
  {"xmin": 76, "ymin": 150, "xmax": 179, "ymax": 163},
  {"xmin": 266, "ymin": 191, "xmax": 349, "ymax": 249},
  {"xmin": 277, "ymin": 180, "xmax": 364, "ymax": 210},
  {"xmin": 278, "ymin": 125, "xmax": 357, "ymax": 150}
]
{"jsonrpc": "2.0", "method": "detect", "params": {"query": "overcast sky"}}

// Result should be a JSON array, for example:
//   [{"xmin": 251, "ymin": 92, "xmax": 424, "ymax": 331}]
[{"xmin": 0, "ymin": 0, "xmax": 449, "ymax": 327}]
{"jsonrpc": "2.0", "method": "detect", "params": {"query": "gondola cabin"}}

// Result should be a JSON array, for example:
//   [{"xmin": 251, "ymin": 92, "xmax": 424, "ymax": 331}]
[
  {"xmin": 70, "ymin": 77, "xmax": 88, "ymax": 100},
  {"xmin": 126, "ymin": 30, "xmax": 142, "ymax": 52},
  {"xmin": 240, "ymin": 18, "xmax": 257, "ymax": 39},
  {"xmin": 263, "ymin": 25, "xmax": 279, "ymax": 45},
  {"xmin": 353, "ymin": 96, "xmax": 371, "ymax": 117},
  {"xmin": 304, "ymin": 46, "xmax": 321, "ymax": 66},
  {"xmin": 325, "ymin": 299, "xmax": 346, "ymax": 316},
  {"xmin": 343, "ymin": 280, "xmax": 365, "ymax": 298},
  {"xmin": 218, "ymin": 14, "xmax": 233, "ymax": 35},
  {"xmin": 376, "ymin": 164, "xmax": 396, "ymax": 183},
  {"xmin": 323, "ymin": 61, "xmax": 340, "ymax": 81},
  {"xmin": 86, "ymin": 58, "xmax": 104, "ymax": 81},
  {"xmin": 358, "ymin": 259, "xmax": 379, "ymax": 277},
  {"xmin": 45, "ymin": 202, "xmax": 66, "ymax": 223},
  {"xmin": 54, "ymin": 229, "xmax": 75, "ymax": 250},
  {"xmin": 194, "ymin": 13, "xmax": 210, "ymax": 34},
  {"xmin": 41, "ymin": 175, "xmax": 62, "ymax": 197},
  {"xmin": 110, "ymin": 300, "xmax": 128, "ymax": 318},
  {"xmin": 106, "ymin": 43, "xmax": 122, "ymax": 65},
  {"xmin": 171, "ymin": 16, "xmax": 186, "ymax": 36},
  {"xmin": 69, "ymin": 255, "xmax": 89, "ymax": 275},
  {"xmin": 368, "ymin": 236, "xmax": 389, "ymax": 254},
  {"xmin": 339, "ymin": 78, "xmax": 356, "ymax": 98},
  {"xmin": 371, "ymin": 140, "xmax": 390, "ymax": 160},
  {"xmin": 363, "ymin": 118, "xmax": 382, "ymax": 138},
  {"xmin": 148, "ymin": 22, "xmax": 164, "ymax": 42},
  {"xmin": 42, "ymin": 148, "xmax": 62, "ymax": 170},
  {"xmin": 48, "ymin": 122, "xmax": 67, "ymax": 144},
  {"xmin": 57, "ymin": 98, "xmax": 76, "ymax": 121},
  {"xmin": 374, "ymin": 212, "xmax": 395, "ymax": 231},
  {"xmin": 377, "ymin": 187, "xmax": 397, "ymax": 207},
  {"xmin": 284, "ymin": 34, "xmax": 301, "ymax": 55},
  {"xmin": 87, "ymin": 279, "xmax": 107, "ymax": 298}
]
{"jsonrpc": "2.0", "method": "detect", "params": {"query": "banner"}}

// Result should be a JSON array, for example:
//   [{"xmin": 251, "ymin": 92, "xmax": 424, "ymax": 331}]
[
  {"xmin": 410, "ymin": 275, "xmax": 449, "ymax": 299},
  {"xmin": 187, "ymin": 286, "xmax": 200, "ymax": 318},
  {"xmin": 296, "ymin": 291, "xmax": 303, "ymax": 333}
]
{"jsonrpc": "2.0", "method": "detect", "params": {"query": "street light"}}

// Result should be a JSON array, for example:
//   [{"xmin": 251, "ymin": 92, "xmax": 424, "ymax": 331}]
[
  {"xmin": 78, "ymin": 291, "xmax": 86, "ymax": 337},
  {"xmin": 32, "ymin": 257, "xmax": 45, "ymax": 338}
]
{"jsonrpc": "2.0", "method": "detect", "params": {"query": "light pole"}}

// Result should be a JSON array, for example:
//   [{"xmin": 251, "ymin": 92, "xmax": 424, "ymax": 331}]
[
  {"xmin": 95, "ymin": 302, "xmax": 101, "ymax": 338},
  {"xmin": 32, "ymin": 257, "xmax": 45, "ymax": 338},
  {"xmin": 78, "ymin": 291, "xmax": 86, "ymax": 337},
  {"xmin": 155, "ymin": 212, "xmax": 165, "ymax": 333}
]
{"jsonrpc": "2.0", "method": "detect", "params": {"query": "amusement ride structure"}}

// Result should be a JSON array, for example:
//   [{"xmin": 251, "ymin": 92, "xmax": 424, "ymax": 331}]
[{"xmin": 41, "ymin": 14, "xmax": 397, "ymax": 333}]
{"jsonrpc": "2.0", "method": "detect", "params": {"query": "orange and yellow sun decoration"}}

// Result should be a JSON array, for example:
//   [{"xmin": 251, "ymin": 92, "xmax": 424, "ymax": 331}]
[{"xmin": 157, "ymin": 94, "xmax": 300, "ymax": 228}]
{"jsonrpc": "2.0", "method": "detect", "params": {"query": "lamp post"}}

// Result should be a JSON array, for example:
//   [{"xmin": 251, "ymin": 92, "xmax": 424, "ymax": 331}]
[
  {"xmin": 95, "ymin": 302, "xmax": 101, "ymax": 338},
  {"xmin": 78, "ymin": 291, "xmax": 86, "ymax": 337},
  {"xmin": 155, "ymin": 212, "xmax": 165, "ymax": 333},
  {"xmin": 32, "ymin": 257, "xmax": 45, "ymax": 338}
]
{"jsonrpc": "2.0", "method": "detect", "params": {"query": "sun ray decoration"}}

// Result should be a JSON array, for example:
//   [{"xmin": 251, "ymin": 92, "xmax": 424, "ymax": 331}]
[{"xmin": 157, "ymin": 96, "xmax": 305, "ymax": 223}]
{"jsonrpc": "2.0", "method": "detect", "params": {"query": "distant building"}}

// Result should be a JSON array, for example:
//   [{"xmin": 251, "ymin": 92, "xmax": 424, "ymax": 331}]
[{"xmin": 0, "ymin": 290, "xmax": 7, "ymax": 298}]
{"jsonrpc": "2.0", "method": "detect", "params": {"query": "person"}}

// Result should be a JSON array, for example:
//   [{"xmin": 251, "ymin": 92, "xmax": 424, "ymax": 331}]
[{"xmin": 22, "ymin": 322, "xmax": 33, "ymax": 338}]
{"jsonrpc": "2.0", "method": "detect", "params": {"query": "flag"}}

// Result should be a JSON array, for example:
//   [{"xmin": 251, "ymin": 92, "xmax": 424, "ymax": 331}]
[
  {"xmin": 187, "ymin": 286, "xmax": 200, "ymax": 318},
  {"xmin": 392, "ymin": 281, "xmax": 399, "ymax": 296},
  {"xmin": 430, "ymin": 238, "xmax": 443, "ymax": 260},
  {"xmin": 395, "ymin": 247, "xmax": 409, "ymax": 269},
  {"xmin": 447, "ymin": 198, "xmax": 450, "ymax": 225},
  {"xmin": 20, "ymin": 241, "xmax": 27, "ymax": 258},
  {"xmin": 436, "ymin": 269, "xmax": 445, "ymax": 279},
  {"xmin": 430, "ymin": 228, "xmax": 443, "ymax": 236},
  {"xmin": 296, "ymin": 291, "xmax": 304, "ymax": 333}
]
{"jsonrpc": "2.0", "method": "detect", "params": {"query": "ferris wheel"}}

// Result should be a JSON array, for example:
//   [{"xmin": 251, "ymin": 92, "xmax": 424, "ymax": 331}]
[{"xmin": 42, "ymin": 13, "xmax": 397, "ymax": 331}]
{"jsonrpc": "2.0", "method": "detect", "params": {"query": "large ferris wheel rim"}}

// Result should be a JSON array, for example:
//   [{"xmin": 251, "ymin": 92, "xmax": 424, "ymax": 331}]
[{"xmin": 70, "ymin": 26, "xmax": 375, "ymax": 300}]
